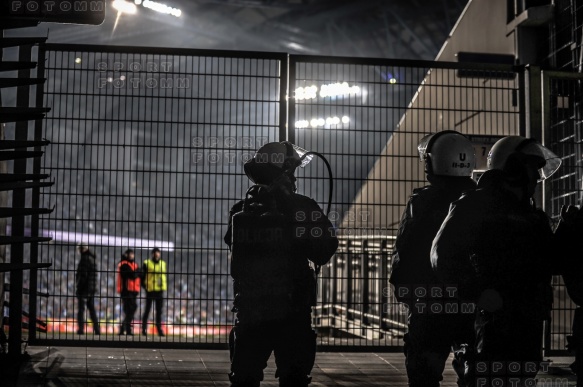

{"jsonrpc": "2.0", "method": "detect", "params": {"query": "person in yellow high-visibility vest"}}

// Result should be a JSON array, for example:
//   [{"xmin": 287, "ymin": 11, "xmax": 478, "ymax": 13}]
[{"xmin": 141, "ymin": 247, "xmax": 167, "ymax": 337}]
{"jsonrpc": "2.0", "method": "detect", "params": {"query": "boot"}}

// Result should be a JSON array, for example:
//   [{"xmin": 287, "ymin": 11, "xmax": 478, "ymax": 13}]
[
  {"xmin": 157, "ymin": 326, "xmax": 165, "ymax": 337},
  {"xmin": 279, "ymin": 375, "xmax": 311, "ymax": 387},
  {"xmin": 119, "ymin": 325, "xmax": 126, "ymax": 336},
  {"xmin": 228, "ymin": 372, "xmax": 260, "ymax": 387}
]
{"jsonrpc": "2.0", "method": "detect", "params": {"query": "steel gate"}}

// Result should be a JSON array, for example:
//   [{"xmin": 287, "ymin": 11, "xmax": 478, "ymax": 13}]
[
  {"xmin": 542, "ymin": 70, "xmax": 583, "ymax": 355},
  {"xmin": 19, "ymin": 43, "xmax": 577, "ymax": 352},
  {"xmin": 287, "ymin": 56, "xmax": 522, "ymax": 348},
  {"xmin": 33, "ymin": 44, "xmax": 287, "ymax": 348}
]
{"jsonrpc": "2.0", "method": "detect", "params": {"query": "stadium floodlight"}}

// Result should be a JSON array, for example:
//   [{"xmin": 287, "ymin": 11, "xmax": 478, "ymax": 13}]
[
  {"xmin": 320, "ymin": 82, "xmax": 360, "ymax": 98},
  {"xmin": 295, "ymin": 85, "xmax": 318, "ymax": 101},
  {"xmin": 112, "ymin": 0, "xmax": 138, "ymax": 14},
  {"xmin": 295, "ymin": 120, "xmax": 310, "ymax": 129},
  {"xmin": 295, "ymin": 82, "xmax": 361, "ymax": 100},
  {"xmin": 141, "ymin": 0, "xmax": 182, "ymax": 17},
  {"xmin": 297, "ymin": 116, "xmax": 350, "ymax": 129}
]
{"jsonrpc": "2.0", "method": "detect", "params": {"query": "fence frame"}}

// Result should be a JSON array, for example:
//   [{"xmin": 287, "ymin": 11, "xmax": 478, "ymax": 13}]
[{"xmin": 23, "ymin": 43, "xmax": 578, "ymax": 354}]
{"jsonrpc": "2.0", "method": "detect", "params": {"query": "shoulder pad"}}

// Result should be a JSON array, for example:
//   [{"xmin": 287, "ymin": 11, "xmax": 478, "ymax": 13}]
[
  {"xmin": 409, "ymin": 185, "xmax": 439, "ymax": 202},
  {"xmin": 229, "ymin": 200, "xmax": 245, "ymax": 215},
  {"xmin": 411, "ymin": 185, "xmax": 432, "ymax": 195}
]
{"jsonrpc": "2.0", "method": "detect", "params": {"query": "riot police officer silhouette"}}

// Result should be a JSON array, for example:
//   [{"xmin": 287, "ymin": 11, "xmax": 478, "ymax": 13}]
[
  {"xmin": 224, "ymin": 141, "xmax": 338, "ymax": 387},
  {"xmin": 390, "ymin": 130, "xmax": 477, "ymax": 387},
  {"xmin": 432, "ymin": 136, "xmax": 563, "ymax": 386}
]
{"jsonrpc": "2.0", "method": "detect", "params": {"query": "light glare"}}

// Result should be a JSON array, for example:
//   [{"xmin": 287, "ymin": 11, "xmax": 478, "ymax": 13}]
[
  {"xmin": 142, "ymin": 0, "xmax": 182, "ymax": 17},
  {"xmin": 112, "ymin": 0, "xmax": 137, "ymax": 14},
  {"xmin": 296, "ymin": 116, "xmax": 350, "ymax": 129}
]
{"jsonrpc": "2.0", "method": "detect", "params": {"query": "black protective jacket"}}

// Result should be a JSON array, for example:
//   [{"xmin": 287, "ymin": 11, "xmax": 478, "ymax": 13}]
[
  {"xmin": 390, "ymin": 176, "xmax": 476, "ymax": 305},
  {"xmin": 224, "ymin": 186, "xmax": 338, "ymax": 323},
  {"xmin": 76, "ymin": 250, "xmax": 97, "ymax": 297},
  {"xmin": 554, "ymin": 216, "xmax": 583, "ymax": 306},
  {"xmin": 431, "ymin": 170, "xmax": 557, "ymax": 361}
]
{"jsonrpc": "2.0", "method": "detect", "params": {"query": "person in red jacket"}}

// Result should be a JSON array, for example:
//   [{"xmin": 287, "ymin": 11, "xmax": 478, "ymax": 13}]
[{"xmin": 117, "ymin": 249, "xmax": 141, "ymax": 335}]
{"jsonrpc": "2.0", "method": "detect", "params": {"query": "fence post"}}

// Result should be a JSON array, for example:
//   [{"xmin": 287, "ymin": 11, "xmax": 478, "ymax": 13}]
[
  {"xmin": 286, "ymin": 56, "xmax": 295, "ymax": 144},
  {"xmin": 525, "ymin": 65, "xmax": 542, "ymax": 140},
  {"xmin": 279, "ymin": 54, "xmax": 289, "ymax": 143},
  {"xmin": 362, "ymin": 240, "xmax": 369, "ymax": 327},
  {"xmin": 380, "ymin": 239, "xmax": 389, "ymax": 331},
  {"xmin": 28, "ymin": 43, "xmax": 47, "ymax": 344},
  {"xmin": 346, "ymin": 239, "xmax": 352, "ymax": 330}
]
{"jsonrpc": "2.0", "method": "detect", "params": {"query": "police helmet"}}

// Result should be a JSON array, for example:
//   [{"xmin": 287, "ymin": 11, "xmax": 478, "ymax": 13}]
[
  {"xmin": 244, "ymin": 141, "xmax": 312, "ymax": 184},
  {"xmin": 417, "ymin": 130, "xmax": 475, "ymax": 177},
  {"xmin": 487, "ymin": 136, "xmax": 561, "ymax": 181}
]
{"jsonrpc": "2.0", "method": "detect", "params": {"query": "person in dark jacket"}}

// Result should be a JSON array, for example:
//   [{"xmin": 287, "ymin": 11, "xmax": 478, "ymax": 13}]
[
  {"xmin": 431, "ymin": 136, "xmax": 563, "ymax": 386},
  {"xmin": 76, "ymin": 243, "xmax": 100, "ymax": 335},
  {"xmin": 225, "ymin": 141, "xmax": 338, "ymax": 387},
  {"xmin": 390, "ymin": 130, "xmax": 477, "ymax": 387},
  {"xmin": 117, "ymin": 249, "xmax": 141, "ymax": 335}
]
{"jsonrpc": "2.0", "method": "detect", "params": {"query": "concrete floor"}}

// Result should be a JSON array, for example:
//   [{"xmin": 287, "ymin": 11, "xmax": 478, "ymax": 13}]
[{"xmin": 13, "ymin": 346, "xmax": 578, "ymax": 386}]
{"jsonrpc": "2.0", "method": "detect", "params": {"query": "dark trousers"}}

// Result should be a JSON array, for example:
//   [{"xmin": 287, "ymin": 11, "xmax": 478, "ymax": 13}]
[
  {"xmin": 77, "ymin": 296, "xmax": 100, "ymax": 334},
  {"xmin": 467, "ymin": 308, "xmax": 544, "ymax": 387},
  {"xmin": 121, "ymin": 292, "xmax": 138, "ymax": 333},
  {"xmin": 404, "ymin": 312, "xmax": 475, "ymax": 387},
  {"xmin": 571, "ymin": 307, "xmax": 583, "ymax": 387},
  {"xmin": 142, "ymin": 291, "xmax": 164, "ymax": 332},
  {"xmin": 229, "ymin": 313, "xmax": 316, "ymax": 387}
]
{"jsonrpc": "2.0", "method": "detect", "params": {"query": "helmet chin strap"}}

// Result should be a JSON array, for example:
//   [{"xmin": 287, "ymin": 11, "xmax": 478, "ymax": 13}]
[{"xmin": 267, "ymin": 172, "xmax": 296, "ymax": 194}]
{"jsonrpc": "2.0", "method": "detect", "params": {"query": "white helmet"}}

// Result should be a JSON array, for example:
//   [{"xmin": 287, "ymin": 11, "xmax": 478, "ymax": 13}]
[
  {"xmin": 417, "ymin": 130, "xmax": 475, "ymax": 177},
  {"xmin": 244, "ymin": 141, "xmax": 312, "ymax": 184},
  {"xmin": 487, "ymin": 136, "xmax": 561, "ymax": 181}
]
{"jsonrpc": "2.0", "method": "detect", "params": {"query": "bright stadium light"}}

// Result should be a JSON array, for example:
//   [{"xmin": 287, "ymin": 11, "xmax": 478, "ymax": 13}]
[
  {"xmin": 295, "ymin": 85, "xmax": 318, "ymax": 100},
  {"xmin": 320, "ymin": 82, "xmax": 360, "ymax": 98},
  {"xmin": 112, "ymin": 0, "xmax": 137, "ymax": 14},
  {"xmin": 141, "ymin": 0, "xmax": 182, "ymax": 17},
  {"xmin": 298, "ymin": 116, "xmax": 350, "ymax": 129},
  {"xmin": 296, "ymin": 83, "xmax": 360, "ymax": 100},
  {"xmin": 295, "ymin": 120, "xmax": 310, "ymax": 129}
]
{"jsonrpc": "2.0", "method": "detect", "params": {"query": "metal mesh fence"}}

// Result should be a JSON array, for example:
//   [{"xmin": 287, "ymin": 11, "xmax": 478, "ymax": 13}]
[
  {"xmin": 36, "ymin": 44, "xmax": 286, "ymax": 345},
  {"xmin": 544, "ymin": 72, "xmax": 583, "ymax": 354},
  {"xmin": 289, "ymin": 57, "xmax": 521, "ymax": 347},
  {"xmin": 27, "ymin": 43, "xmax": 579, "ymax": 351}
]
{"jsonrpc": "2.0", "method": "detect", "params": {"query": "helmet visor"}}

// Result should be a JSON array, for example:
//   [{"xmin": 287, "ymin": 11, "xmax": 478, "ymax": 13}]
[
  {"xmin": 537, "ymin": 145, "xmax": 561, "ymax": 181},
  {"xmin": 416, "ymin": 134, "xmax": 433, "ymax": 162},
  {"xmin": 292, "ymin": 144, "xmax": 314, "ymax": 168}
]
